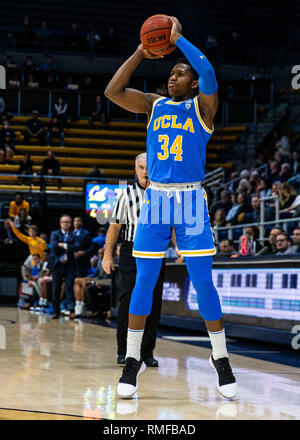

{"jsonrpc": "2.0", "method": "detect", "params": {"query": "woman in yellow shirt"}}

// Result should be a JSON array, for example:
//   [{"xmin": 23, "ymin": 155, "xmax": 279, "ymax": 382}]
[{"xmin": 7, "ymin": 220, "xmax": 47, "ymax": 260}]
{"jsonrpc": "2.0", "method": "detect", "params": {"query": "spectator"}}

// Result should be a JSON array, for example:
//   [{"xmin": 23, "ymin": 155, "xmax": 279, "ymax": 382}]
[
  {"xmin": 43, "ymin": 56, "xmax": 57, "ymax": 72},
  {"xmin": 255, "ymin": 152, "xmax": 268, "ymax": 169},
  {"xmin": 244, "ymin": 226, "xmax": 262, "ymax": 254},
  {"xmin": 228, "ymin": 31, "xmax": 244, "ymax": 62},
  {"xmin": 0, "ymin": 126, "xmax": 14, "ymax": 164},
  {"xmin": 92, "ymin": 227, "xmax": 106, "ymax": 249},
  {"xmin": 225, "ymin": 192, "xmax": 240, "ymax": 223},
  {"xmin": 280, "ymin": 190, "xmax": 300, "ymax": 217},
  {"xmin": 275, "ymin": 232, "xmax": 291, "ymax": 255},
  {"xmin": 268, "ymin": 161, "xmax": 281, "ymax": 184},
  {"xmin": 23, "ymin": 55, "xmax": 38, "ymax": 72},
  {"xmin": 4, "ymin": 55, "xmax": 17, "ymax": 68},
  {"xmin": 0, "ymin": 95, "xmax": 5, "ymax": 121},
  {"xmin": 19, "ymin": 253, "xmax": 43, "ymax": 310},
  {"xmin": 0, "ymin": 119, "xmax": 15, "ymax": 146},
  {"xmin": 18, "ymin": 153, "xmax": 34, "ymax": 185},
  {"xmin": 26, "ymin": 73, "xmax": 39, "ymax": 88},
  {"xmin": 8, "ymin": 192, "xmax": 30, "ymax": 219},
  {"xmin": 279, "ymin": 163, "xmax": 292, "ymax": 182},
  {"xmin": 86, "ymin": 27, "xmax": 101, "ymax": 55},
  {"xmin": 228, "ymin": 171, "xmax": 239, "ymax": 193},
  {"xmin": 47, "ymin": 116, "xmax": 64, "ymax": 146},
  {"xmin": 239, "ymin": 169, "xmax": 250, "ymax": 180},
  {"xmin": 87, "ymin": 164, "xmax": 104, "ymax": 181},
  {"xmin": 278, "ymin": 182, "xmax": 297, "ymax": 212},
  {"xmin": 241, "ymin": 195, "xmax": 274, "ymax": 224},
  {"xmin": 286, "ymin": 227, "xmax": 300, "ymax": 255},
  {"xmin": 257, "ymin": 177, "xmax": 272, "ymax": 199},
  {"xmin": 82, "ymin": 76, "xmax": 94, "ymax": 91},
  {"xmin": 73, "ymin": 216, "xmax": 95, "ymax": 278},
  {"xmin": 24, "ymin": 110, "xmax": 46, "ymax": 145},
  {"xmin": 14, "ymin": 207, "xmax": 32, "ymax": 233},
  {"xmin": 227, "ymin": 192, "xmax": 251, "ymax": 225},
  {"xmin": 255, "ymin": 227, "xmax": 282, "ymax": 256},
  {"xmin": 274, "ymin": 151, "xmax": 284, "ymax": 167},
  {"xmin": 44, "ymin": 74, "xmax": 57, "ymax": 89},
  {"xmin": 249, "ymin": 171, "xmax": 260, "ymax": 192},
  {"xmin": 88, "ymin": 95, "xmax": 107, "ymax": 128},
  {"xmin": 205, "ymin": 34, "xmax": 218, "ymax": 61},
  {"xmin": 276, "ymin": 134, "xmax": 291, "ymax": 159},
  {"xmin": 38, "ymin": 21, "xmax": 50, "ymax": 49},
  {"xmin": 66, "ymin": 23, "xmax": 82, "ymax": 50},
  {"xmin": 237, "ymin": 178, "xmax": 250, "ymax": 194},
  {"xmin": 218, "ymin": 239, "xmax": 238, "ymax": 257},
  {"xmin": 212, "ymin": 209, "xmax": 226, "ymax": 229},
  {"xmin": 54, "ymin": 97, "xmax": 68, "ymax": 126},
  {"xmin": 290, "ymin": 151, "xmax": 299, "ymax": 176},
  {"xmin": 211, "ymin": 189, "xmax": 232, "ymax": 218},
  {"xmin": 40, "ymin": 232, "xmax": 51, "ymax": 249},
  {"xmin": 47, "ymin": 214, "xmax": 80, "ymax": 318},
  {"xmin": 40, "ymin": 150, "xmax": 61, "ymax": 188}
]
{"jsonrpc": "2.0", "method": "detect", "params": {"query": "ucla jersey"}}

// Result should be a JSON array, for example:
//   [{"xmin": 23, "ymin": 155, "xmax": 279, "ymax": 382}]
[{"xmin": 147, "ymin": 96, "xmax": 213, "ymax": 184}]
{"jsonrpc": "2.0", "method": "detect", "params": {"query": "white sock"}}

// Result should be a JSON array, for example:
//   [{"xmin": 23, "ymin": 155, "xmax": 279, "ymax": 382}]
[
  {"xmin": 126, "ymin": 328, "xmax": 144, "ymax": 361},
  {"xmin": 208, "ymin": 329, "xmax": 228, "ymax": 360}
]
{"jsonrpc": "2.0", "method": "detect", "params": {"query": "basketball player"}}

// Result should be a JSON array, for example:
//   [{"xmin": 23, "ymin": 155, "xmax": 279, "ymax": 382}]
[{"xmin": 104, "ymin": 16, "xmax": 237, "ymax": 400}]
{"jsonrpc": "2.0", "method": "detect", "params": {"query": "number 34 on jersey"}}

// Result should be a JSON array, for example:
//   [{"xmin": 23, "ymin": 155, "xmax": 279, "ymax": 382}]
[{"xmin": 157, "ymin": 134, "xmax": 183, "ymax": 162}]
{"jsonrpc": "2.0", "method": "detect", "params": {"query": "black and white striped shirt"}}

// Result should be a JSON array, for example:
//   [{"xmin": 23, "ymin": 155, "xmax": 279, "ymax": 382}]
[{"xmin": 110, "ymin": 182, "xmax": 145, "ymax": 242}]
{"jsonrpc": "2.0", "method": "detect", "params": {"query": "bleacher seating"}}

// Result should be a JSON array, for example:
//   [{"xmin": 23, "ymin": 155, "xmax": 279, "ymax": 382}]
[{"xmin": 0, "ymin": 117, "xmax": 247, "ymax": 193}]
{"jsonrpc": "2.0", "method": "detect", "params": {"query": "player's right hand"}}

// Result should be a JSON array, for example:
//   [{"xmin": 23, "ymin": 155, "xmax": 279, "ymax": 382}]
[
  {"xmin": 102, "ymin": 254, "xmax": 115, "ymax": 274},
  {"xmin": 137, "ymin": 44, "xmax": 164, "ymax": 60}
]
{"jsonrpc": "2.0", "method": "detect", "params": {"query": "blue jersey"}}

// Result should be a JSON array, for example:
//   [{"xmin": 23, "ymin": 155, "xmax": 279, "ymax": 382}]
[{"xmin": 147, "ymin": 96, "xmax": 213, "ymax": 184}]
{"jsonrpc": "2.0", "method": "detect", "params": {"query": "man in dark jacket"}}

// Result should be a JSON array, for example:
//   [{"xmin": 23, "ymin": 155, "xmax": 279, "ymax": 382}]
[
  {"xmin": 48, "ymin": 214, "xmax": 80, "ymax": 318},
  {"xmin": 24, "ymin": 110, "xmax": 46, "ymax": 145},
  {"xmin": 72, "ymin": 216, "xmax": 95, "ymax": 277}
]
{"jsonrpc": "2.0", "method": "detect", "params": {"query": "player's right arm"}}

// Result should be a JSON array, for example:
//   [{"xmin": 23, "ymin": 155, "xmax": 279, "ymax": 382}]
[{"xmin": 104, "ymin": 45, "xmax": 162, "ymax": 115}]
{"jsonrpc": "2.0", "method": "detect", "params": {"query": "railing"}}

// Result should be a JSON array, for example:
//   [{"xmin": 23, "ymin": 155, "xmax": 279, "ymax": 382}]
[
  {"xmin": 203, "ymin": 167, "xmax": 225, "ymax": 188},
  {"xmin": 213, "ymin": 194, "xmax": 299, "ymax": 245}
]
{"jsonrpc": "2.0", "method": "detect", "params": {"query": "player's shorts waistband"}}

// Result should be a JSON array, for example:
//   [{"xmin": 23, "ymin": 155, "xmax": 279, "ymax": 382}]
[{"xmin": 149, "ymin": 180, "xmax": 202, "ymax": 191}]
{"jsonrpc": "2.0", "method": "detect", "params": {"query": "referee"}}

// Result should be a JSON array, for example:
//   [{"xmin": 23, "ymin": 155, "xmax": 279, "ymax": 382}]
[{"xmin": 102, "ymin": 153, "xmax": 165, "ymax": 367}]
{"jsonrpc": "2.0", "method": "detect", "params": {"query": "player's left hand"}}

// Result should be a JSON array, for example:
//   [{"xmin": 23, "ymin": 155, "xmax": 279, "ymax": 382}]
[{"xmin": 169, "ymin": 16, "xmax": 182, "ymax": 45}]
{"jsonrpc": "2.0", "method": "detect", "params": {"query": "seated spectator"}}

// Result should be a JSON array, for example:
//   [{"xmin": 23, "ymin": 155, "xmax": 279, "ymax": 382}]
[
  {"xmin": 0, "ymin": 95, "xmax": 6, "ymax": 122},
  {"xmin": 14, "ymin": 207, "xmax": 32, "ymax": 234},
  {"xmin": 47, "ymin": 116, "xmax": 64, "ymax": 146},
  {"xmin": 88, "ymin": 95, "xmax": 107, "ymax": 128},
  {"xmin": 228, "ymin": 171, "xmax": 239, "ymax": 193},
  {"xmin": 218, "ymin": 239, "xmax": 238, "ymax": 257},
  {"xmin": 87, "ymin": 164, "xmax": 105, "ymax": 181},
  {"xmin": 239, "ymin": 169, "xmax": 250, "ymax": 180},
  {"xmin": 237, "ymin": 178, "xmax": 251, "ymax": 194},
  {"xmin": 4, "ymin": 55, "xmax": 17, "ymax": 68},
  {"xmin": 0, "ymin": 128, "xmax": 14, "ymax": 163},
  {"xmin": 255, "ymin": 227, "xmax": 282, "ymax": 256},
  {"xmin": 35, "ymin": 248, "xmax": 52, "ymax": 310},
  {"xmin": 24, "ymin": 110, "xmax": 46, "ymax": 145},
  {"xmin": 43, "ymin": 56, "xmax": 57, "ymax": 72},
  {"xmin": 18, "ymin": 153, "xmax": 34, "ymax": 185},
  {"xmin": 8, "ymin": 192, "xmax": 30, "ymax": 219},
  {"xmin": 241, "ymin": 195, "xmax": 274, "ymax": 224},
  {"xmin": 66, "ymin": 23, "xmax": 83, "ymax": 50},
  {"xmin": 0, "ymin": 119, "xmax": 15, "ymax": 144},
  {"xmin": 225, "ymin": 192, "xmax": 240, "ymax": 223},
  {"xmin": 276, "ymin": 134, "xmax": 291, "ymax": 159},
  {"xmin": 279, "ymin": 163, "xmax": 292, "ymax": 182},
  {"xmin": 44, "ymin": 74, "xmax": 57, "ymax": 89},
  {"xmin": 37, "ymin": 21, "xmax": 50, "ymax": 49},
  {"xmin": 267, "ymin": 181, "xmax": 281, "ymax": 208},
  {"xmin": 210, "ymin": 189, "xmax": 232, "ymax": 218},
  {"xmin": 274, "ymin": 151, "xmax": 284, "ymax": 167},
  {"xmin": 249, "ymin": 170, "xmax": 260, "ymax": 191},
  {"xmin": 257, "ymin": 177, "xmax": 272, "ymax": 199},
  {"xmin": 212, "ymin": 209, "xmax": 227, "ymax": 229},
  {"xmin": 40, "ymin": 150, "xmax": 61, "ymax": 188},
  {"xmin": 290, "ymin": 151, "xmax": 299, "ymax": 176},
  {"xmin": 244, "ymin": 226, "xmax": 262, "ymax": 254},
  {"xmin": 54, "ymin": 97, "xmax": 68, "ymax": 126},
  {"xmin": 280, "ymin": 192, "xmax": 300, "ymax": 217},
  {"xmin": 40, "ymin": 232, "xmax": 50, "ymax": 249},
  {"xmin": 92, "ymin": 227, "xmax": 106, "ymax": 249},
  {"xmin": 286, "ymin": 227, "xmax": 300, "ymax": 255},
  {"xmin": 86, "ymin": 27, "xmax": 101, "ymax": 55},
  {"xmin": 26, "ymin": 73, "xmax": 39, "ymax": 88},
  {"xmin": 64, "ymin": 76, "xmax": 79, "ymax": 90},
  {"xmin": 268, "ymin": 160, "xmax": 281, "ymax": 184},
  {"xmin": 227, "ymin": 192, "xmax": 252, "ymax": 225},
  {"xmin": 278, "ymin": 182, "xmax": 297, "ymax": 215},
  {"xmin": 275, "ymin": 232, "xmax": 291, "ymax": 255},
  {"xmin": 23, "ymin": 55, "xmax": 38, "ymax": 72}
]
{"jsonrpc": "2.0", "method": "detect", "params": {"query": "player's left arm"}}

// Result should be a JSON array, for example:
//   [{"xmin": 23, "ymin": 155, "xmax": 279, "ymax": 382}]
[{"xmin": 169, "ymin": 16, "xmax": 218, "ymax": 129}]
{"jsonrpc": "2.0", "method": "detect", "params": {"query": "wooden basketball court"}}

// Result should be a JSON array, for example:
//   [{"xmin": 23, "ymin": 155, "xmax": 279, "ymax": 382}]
[{"xmin": 0, "ymin": 307, "xmax": 299, "ymax": 420}]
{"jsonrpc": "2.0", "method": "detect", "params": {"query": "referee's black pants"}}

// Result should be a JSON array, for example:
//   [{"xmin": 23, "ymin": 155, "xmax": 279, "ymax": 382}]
[{"xmin": 117, "ymin": 241, "xmax": 165, "ymax": 360}]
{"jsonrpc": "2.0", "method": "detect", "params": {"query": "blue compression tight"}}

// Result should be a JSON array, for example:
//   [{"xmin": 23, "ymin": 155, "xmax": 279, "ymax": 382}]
[{"xmin": 129, "ymin": 256, "xmax": 222, "ymax": 321}]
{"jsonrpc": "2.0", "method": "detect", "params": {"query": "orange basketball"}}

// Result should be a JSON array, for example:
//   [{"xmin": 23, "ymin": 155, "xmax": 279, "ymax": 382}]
[{"xmin": 140, "ymin": 14, "xmax": 176, "ymax": 55}]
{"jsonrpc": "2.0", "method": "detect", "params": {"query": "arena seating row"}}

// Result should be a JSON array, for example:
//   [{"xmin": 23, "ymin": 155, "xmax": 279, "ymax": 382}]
[{"xmin": 0, "ymin": 117, "xmax": 247, "ymax": 193}]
